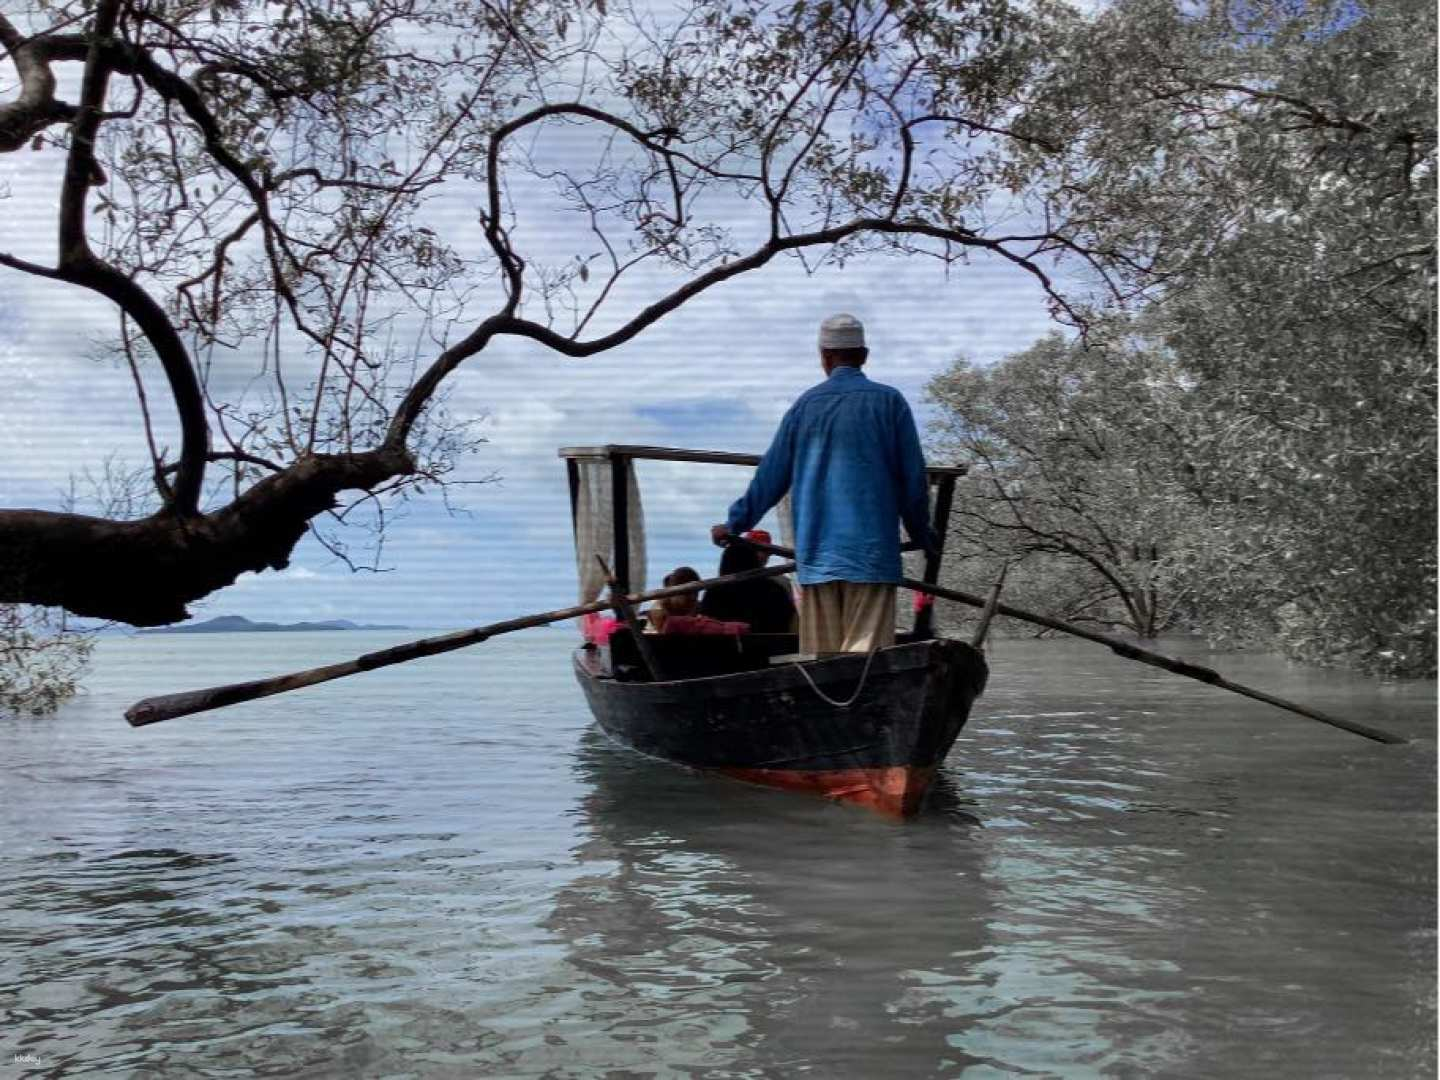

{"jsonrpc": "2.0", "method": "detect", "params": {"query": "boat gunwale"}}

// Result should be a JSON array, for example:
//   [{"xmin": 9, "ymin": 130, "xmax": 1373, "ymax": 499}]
[{"xmin": 573, "ymin": 636, "xmax": 972, "ymax": 694}]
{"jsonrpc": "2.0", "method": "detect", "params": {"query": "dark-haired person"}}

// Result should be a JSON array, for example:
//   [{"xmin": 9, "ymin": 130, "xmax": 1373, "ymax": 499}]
[
  {"xmin": 699, "ymin": 540, "xmax": 796, "ymax": 633},
  {"xmin": 711, "ymin": 313, "xmax": 933, "ymax": 654},
  {"xmin": 649, "ymin": 564, "xmax": 750, "ymax": 637},
  {"xmin": 645, "ymin": 566, "xmax": 701, "ymax": 633}
]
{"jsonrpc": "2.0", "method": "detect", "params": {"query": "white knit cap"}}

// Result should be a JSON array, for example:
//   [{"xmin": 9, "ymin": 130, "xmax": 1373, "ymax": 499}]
[{"xmin": 818, "ymin": 313, "xmax": 866, "ymax": 350}]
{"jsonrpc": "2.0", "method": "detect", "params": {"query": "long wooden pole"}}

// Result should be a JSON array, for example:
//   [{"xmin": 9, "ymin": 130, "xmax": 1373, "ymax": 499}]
[
  {"xmin": 909, "ymin": 577, "xmax": 1406, "ymax": 744},
  {"xmin": 124, "ymin": 561, "xmax": 795, "ymax": 727},
  {"xmin": 725, "ymin": 535, "xmax": 1405, "ymax": 745}
]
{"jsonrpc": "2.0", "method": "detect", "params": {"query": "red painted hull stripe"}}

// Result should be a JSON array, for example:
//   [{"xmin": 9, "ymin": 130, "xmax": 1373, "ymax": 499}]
[{"xmin": 717, "ymin": 765, "xmax": 938, "ymax": 817}]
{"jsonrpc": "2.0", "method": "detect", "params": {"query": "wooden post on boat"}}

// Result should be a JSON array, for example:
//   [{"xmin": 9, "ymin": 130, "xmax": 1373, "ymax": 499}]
[
  {"xmin": 610, "ymin": 454, "xmax": 631, "ymax": 596},
  {"xmin": 597, "ymin": 555, "xmax": 664, "ymax": 681},
  {"xmin": 566, "ymin": 457, "xmax": 582, "ymax": 542},
  {"xmin": 913, "ymin": 472, "xmax": 957, "ymax": 639}
]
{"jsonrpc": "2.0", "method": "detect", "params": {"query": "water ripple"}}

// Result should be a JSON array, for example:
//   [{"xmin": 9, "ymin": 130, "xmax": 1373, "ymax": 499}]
[{"xmin": 0, "ymin": 632, "xmax": 1432, "ymax": 1077}]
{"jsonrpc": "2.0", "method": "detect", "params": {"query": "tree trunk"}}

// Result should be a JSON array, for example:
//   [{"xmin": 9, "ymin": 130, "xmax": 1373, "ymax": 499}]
[{"xmin": 0, "ymin": 447, "xmax": 414, "ymax": 625}]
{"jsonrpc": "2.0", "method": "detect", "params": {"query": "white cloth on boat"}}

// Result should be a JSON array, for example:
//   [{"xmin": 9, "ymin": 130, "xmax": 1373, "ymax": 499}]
[{"xmin": 572, "ymin": 457, "xmax": 647, "ymax": 607}]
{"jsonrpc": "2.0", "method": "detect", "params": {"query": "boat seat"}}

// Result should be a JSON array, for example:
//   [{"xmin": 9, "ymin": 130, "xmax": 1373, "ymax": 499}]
[{"xmin": 606, "ymin": 627, "xmax": 800, "ymax": 681}]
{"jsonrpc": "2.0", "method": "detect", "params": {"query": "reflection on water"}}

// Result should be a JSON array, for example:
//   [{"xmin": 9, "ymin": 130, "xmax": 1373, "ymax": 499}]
[
  {"xmin": 547, "ymin": 730, "xmax": 998, "ymax": 1074},
  {"xmin": 0, "ymin": 632, "xmax": 1433, "ymax": 1077}
]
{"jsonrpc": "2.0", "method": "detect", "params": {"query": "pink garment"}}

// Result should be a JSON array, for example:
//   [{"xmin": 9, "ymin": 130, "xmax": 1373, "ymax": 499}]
[
  {"xmin": 661, "ymin": 614, "xmax": 749, "ymax": 636},
  {"xmin": 912, "ymin": 591, "xmax": 934, "ymax": 613},
  {"xmin": 580, "ymin": 612, "xmax": 626, "ymax": 644}
]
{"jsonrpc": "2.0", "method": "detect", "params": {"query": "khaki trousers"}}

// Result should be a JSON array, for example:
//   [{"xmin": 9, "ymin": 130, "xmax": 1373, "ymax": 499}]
[{"xmin": 798, "ymin": 582, "xmax": 896, "ymax": 655}]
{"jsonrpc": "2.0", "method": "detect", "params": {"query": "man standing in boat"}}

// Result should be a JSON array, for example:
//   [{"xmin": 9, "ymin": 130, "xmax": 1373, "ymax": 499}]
[{"xmin": 711, "ymin": 313, "xmax": 934, "ymax": 654}]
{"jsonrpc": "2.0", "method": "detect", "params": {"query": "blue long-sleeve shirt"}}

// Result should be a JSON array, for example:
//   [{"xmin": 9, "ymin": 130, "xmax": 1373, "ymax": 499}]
[{"xmin": 726, "ymin": 366, "xmax": 932, "ymax": 585}]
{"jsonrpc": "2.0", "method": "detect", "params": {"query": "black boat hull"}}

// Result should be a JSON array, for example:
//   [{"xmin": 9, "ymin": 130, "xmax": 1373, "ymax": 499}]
[{"xmin": 574, "ymin": 637, "xmax": 987, "ymax": 816}]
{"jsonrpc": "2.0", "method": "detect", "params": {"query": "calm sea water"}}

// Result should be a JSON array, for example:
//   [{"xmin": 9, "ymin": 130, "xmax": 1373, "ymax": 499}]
[{"xmin": 1, "ymin": 630, "xmax": 1433, "ymax": 1078}]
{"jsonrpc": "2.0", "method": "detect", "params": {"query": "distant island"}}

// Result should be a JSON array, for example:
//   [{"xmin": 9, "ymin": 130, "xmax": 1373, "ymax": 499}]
[{"xmin": 138, "ymin": 615, "xmax": 408, "ymax": 635}]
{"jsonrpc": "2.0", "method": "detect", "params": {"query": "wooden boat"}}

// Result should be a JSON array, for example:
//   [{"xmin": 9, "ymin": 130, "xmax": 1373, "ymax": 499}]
[
  {"xmin": 560, "ymin": 445, "xmax": 989, "ymax": 817},
  {"xmin": 575, "ymin": 631, "xmax": 987, "ymax": 816}
]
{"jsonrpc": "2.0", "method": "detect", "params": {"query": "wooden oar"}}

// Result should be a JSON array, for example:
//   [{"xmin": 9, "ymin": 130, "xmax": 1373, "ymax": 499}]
[
  {"xmin": 725, "ymin": 534, "xmax": 1406, "ymax": 745},
  {"xmin": 907, "ymin": 577, "xmax": 1407, "ymax": 744},
  {"xmin": 124, "ymin": 560, "xmax": 795, "ymax": 727}
]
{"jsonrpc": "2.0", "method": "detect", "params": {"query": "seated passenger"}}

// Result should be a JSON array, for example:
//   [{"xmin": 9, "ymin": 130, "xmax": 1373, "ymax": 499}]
[
  {"xmin": 647, "ymin": 565, "xmax": 752, "ymax": 636},
  {"xmin": 699, "ymin": 541, "xmax": 796, "ymax": 633},
  {"xmin": 645, "ymin": 566, "xmax": 701, "ymax": 633}
]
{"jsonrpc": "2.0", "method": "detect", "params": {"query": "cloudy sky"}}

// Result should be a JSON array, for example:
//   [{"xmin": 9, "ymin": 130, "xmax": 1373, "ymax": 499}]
[{"xmin": 0, "ymin": 20, "xmax": 1064, "ymax": 633}]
